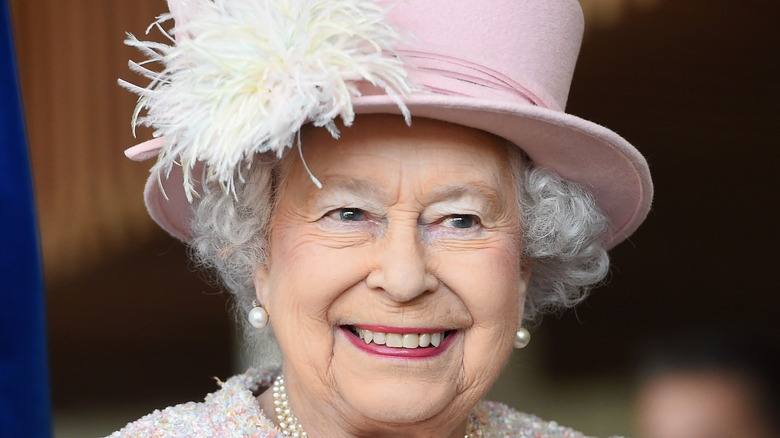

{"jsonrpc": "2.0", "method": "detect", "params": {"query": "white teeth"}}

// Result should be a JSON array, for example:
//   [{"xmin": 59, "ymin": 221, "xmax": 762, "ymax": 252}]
[
  {"xmin": 386, "ymin": 333, "xmax": 403, "ymax": 347},
  {"xmin": 353, "ymin": 327, "xmax": 447, "ymax": 349}
]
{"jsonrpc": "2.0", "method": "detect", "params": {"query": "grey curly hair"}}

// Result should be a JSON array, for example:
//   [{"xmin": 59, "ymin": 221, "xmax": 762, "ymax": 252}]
[{"xmin": 190, "ymin": 137, "xmax": 610, "ymax": 371}]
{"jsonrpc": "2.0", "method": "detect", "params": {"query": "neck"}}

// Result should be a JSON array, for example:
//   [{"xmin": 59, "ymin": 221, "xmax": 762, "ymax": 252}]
[{"xmin": 257, "ymin": 372, "xmax": 475, "ymax": 438}]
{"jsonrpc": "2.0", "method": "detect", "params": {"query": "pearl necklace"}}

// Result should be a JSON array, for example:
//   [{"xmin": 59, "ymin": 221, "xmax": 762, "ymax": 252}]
[
  {"xmin": 272, "ymin": 375, "xmax": 308, "ymax": 438},
  {"xmin": 271, "ymin": 375, "xmax": 480, "ymax": 438}
]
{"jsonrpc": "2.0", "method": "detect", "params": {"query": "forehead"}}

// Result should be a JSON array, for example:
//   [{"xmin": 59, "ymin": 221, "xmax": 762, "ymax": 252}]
[{"xmin": 286, "ymin": 115, "xmax": 514, "ymax": 194}]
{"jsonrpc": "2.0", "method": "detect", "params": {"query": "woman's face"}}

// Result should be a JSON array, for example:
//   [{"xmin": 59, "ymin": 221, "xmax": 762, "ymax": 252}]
[{"xmin": 254, "ymin": 115, "xmax": 530, "ymax": 435}]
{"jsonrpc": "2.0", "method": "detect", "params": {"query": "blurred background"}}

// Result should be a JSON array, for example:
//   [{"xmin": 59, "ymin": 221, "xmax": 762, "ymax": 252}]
[{"xmin": 9, "ymin": 0, "xmax": 779, "ymax": 436}]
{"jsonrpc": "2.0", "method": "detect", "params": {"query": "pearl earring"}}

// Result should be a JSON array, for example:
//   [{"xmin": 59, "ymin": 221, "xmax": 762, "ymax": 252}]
[
  {"xmin": 514, "ymin": 328, "xmax": 531, "ymax": 349},
  {"xmin": 248, "ymin": 301, "xmax": 269, "ymax": 328}
]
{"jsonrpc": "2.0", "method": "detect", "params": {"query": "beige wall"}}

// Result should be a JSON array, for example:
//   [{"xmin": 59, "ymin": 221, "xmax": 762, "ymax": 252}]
[{"xmin": 10, "ymin": 1, "xmax": 166, "ymax": 283}]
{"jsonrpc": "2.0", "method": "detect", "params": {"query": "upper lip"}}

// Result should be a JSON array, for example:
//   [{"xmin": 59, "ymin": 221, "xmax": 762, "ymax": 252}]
[{"xmin": 347, "ymin": 324, "xmax": 456, "ymax": 334}]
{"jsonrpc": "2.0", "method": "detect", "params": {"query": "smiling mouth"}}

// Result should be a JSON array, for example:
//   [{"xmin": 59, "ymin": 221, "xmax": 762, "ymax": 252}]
[{"xmin": 344, "ymin": 325, "xmax": 454, "ymax": 349}]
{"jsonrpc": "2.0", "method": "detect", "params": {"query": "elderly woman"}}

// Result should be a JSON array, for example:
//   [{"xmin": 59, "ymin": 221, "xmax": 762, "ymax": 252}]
[{"xmin": 112, "ymin": 0, "xmax": 652, "ymax": 436}]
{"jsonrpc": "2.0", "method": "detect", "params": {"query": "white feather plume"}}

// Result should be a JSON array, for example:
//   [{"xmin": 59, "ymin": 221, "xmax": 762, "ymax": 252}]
[{"xmin": 121, "ymin": 0, "xmax": 415, "ymax": 200}]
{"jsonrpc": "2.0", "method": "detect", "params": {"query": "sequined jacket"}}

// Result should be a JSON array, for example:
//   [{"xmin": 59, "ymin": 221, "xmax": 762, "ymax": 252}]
[{"xmin": 108, "ymin": 369, "xmax": 619, "ymax": 438}]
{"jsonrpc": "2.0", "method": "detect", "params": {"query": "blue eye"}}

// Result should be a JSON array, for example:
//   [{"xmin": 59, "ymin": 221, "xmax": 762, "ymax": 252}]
[
  {"xmin": 338, "ymin": 208, "xmax": 365, "ymax": 221},
  {"xmin": 447, "ymin": 215, "xmax": 478, "ymax": 229}
]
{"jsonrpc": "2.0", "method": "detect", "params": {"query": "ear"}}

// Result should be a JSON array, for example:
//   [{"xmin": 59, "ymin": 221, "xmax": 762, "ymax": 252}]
[
  {"xmin": 519, "ymin": 257, "xmax": 534, "ymax": 290},
  {"xmin": 252, "ymin": 265, "xmax": 272, "ymax": 308},
  {"xmin": 517, "ymin": 257, "xmax": 534, "ymax": 321}
]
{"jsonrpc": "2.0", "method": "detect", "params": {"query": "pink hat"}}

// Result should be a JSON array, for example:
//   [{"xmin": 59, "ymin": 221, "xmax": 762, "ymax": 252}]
[{"xmin": 124, "ymin": 0, "xmax": 652, "ymax": 249}]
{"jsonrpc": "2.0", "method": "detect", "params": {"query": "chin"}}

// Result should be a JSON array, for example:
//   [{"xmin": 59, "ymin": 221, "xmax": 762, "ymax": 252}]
[{"xmin": 342, "ymin": 375, "xmax": 460, "ymax": 425}]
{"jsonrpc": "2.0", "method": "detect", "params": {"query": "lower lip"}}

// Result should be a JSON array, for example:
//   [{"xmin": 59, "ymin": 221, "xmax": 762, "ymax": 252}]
[{"xmin": 341, "ymin": 327, "xmax": 457, "ymax": 359}]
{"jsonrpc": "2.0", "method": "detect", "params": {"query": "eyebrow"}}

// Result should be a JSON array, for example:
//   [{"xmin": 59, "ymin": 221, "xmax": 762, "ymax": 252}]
[
  {"xmin": 308, "ymin": 177, "xmax": 390, "ymax": 203},
  {"xmin": 310, "ymin": 177, "xmax": 505, "ymax": 215},
  {"xmin": 425, "ymin": 183, "xmax": 503, "ymax": 216}
]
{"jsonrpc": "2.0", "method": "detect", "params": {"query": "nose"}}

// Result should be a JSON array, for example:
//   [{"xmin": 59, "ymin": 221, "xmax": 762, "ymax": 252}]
[{"xmin": 365, "ymin": 222, "xmax": 438, "ymax": 302}]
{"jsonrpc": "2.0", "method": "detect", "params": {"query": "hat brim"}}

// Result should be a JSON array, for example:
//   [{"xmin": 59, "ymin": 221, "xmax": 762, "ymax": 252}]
[{"xmin": 140, "ymin": 93, "xmax": 652, "ymax": 249}]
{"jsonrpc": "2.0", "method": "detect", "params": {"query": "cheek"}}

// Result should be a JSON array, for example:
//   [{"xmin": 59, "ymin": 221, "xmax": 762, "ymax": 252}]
[
  {"xmin": 435, "ymin": 241, "xmax": 521, "ymax": 395},
  {"xmin": 266, "ymin": 224, "xmax": 374, "ymax": 331},
  {"xmin": 264, "ymin": 231, "xmax": 359, "ymax": 392},
  {"xmin": 435, "ymin": 241, "xmax": 522, "ymax": 350},
  {"xmin": 436, "ymin": 241, "xmax": 523, "ymax": 322}
]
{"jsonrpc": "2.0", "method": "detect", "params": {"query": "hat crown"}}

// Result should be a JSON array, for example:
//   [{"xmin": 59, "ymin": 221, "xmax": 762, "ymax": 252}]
[{"xmin": 386, "ymin": 0, "xmax": 584, "ymax": 111}]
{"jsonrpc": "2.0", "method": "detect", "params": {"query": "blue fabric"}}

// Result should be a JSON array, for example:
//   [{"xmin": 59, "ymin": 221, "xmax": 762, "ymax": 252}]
[{"xmin": 0, "ymin": 0, "xmax": 52, "ymax": 436}]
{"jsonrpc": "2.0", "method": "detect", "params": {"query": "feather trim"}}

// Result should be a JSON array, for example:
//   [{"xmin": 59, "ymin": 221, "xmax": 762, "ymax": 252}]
[{"xmin": 121, "ymin": 0, "xmax": 415, "ymax": 200}]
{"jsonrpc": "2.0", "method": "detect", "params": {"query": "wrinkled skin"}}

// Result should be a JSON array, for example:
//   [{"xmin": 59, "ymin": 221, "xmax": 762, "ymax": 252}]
[{"xmin": 255, "ymin": 115, "xmax": 530, "ymax": 437}]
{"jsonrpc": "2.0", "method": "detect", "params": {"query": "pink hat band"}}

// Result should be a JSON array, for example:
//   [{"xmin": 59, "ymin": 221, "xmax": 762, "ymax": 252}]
[{"xmin": 382, "ymin": 51, "xmax": 555, "ymax": 110}]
